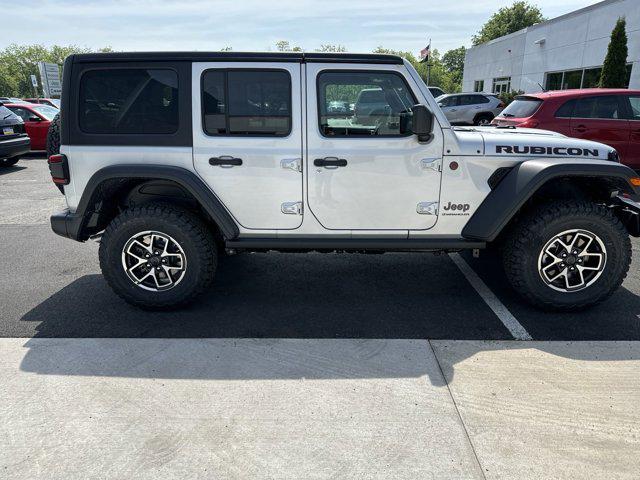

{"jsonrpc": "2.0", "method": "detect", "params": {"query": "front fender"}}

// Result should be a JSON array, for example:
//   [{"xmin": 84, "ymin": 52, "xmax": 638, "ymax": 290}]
[{"xmin": 461, "ymin": 158, "xmax": 640, "ymax": 241}]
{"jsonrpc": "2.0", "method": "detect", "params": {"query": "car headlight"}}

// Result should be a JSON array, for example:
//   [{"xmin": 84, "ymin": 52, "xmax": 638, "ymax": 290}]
[{"xmin": 608, "ymin": 149, "xmax": 620, "ymax": 163}]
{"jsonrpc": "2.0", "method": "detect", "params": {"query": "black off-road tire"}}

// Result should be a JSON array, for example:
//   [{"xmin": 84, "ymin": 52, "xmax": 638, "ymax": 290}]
[
  {"xmin": 473, "ymin": 113, "xmax": 494, "ymax": 126},
  {"xmin": 46, "ymin": 113, "xmax": 61, "ymax": 158},
  {"xmin": 503, "ymin": 201, "xmax": 631, "ymax": 311},
  {"xmin": 99, "ymin": 203, "xmax": 217, "ymax": 309},
  {"xmin": 0, "ymin": 156, "xmax": 20, "ymax": 167}
]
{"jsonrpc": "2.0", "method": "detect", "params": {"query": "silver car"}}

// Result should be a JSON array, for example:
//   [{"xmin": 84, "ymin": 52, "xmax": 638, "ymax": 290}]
[{"xmin": 436, "ymin": 93, "xmax": 504, "ymax": 126}]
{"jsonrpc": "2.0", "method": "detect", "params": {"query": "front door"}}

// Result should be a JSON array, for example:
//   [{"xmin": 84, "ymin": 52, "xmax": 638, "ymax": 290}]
[
  {"xmin": 570, "ymin": 95, "xmax": 630, "ymax": 160},
  {"xmin": 623, "ymin": 94, "xmax": 640, "ymax": 170},
  {"xmin": 192, "ymin": 62, "xmax": 303, "ymax": 230},
  {"xmin": 305, "ymin": 64, "xmax": 443, "ymax": 231}
]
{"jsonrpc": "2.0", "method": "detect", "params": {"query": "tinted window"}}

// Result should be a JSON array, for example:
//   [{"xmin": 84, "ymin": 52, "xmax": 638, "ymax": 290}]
[
  {"xmin": 460, "ymin": 95, "xmax": 489, "ymax": 105},
  {"xmin": 79, "ymin": 69, "xmax": 178, "ymax": 134},
  {"xmin": 8, "ymin": 107, "xmax": 31, "ymax": 122},
  {"xmin": 555, "ymin": 99, "xmax": 576, "ymax": 118},
  {"xmin": 438, "ymin": 96, "xmax": 457, "ymax": 107},
  {"xmin": 202, "ymin": 70, "xmax": 291, "ymax": 136},
  {"xmin": 573, "ymin": 95, "xmax": 622, "ymax": 119},
  {"xmin": 499, "ymin": 98, "xmax": 542, "ymax": 118},
  {"xmin": 317, "ymin": 71, "xmax": 416, "ymax": 137}
]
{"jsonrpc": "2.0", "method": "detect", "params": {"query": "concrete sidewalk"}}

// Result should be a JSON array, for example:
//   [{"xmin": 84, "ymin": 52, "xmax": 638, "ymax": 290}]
[{"xmin": 1, "ymin": 339, "xmax": 639, "ymax": 479}]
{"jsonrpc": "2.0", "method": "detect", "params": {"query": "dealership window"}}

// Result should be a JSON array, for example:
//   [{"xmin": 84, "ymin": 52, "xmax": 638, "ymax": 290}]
[
  {"xmin": 201, "ymin": 69, "xmax": 291, "ymax": 136},
  {"xmin": 492, "ymin": 77, "xmax": 511, "ymax": 94},
  {"xmin": 79, "ymin": 69, "xmax": 179, "ymax": 134},
  {"xmin": 474, "ymin": 80, "xmax": 484, "ymax": 92},
  {"xmin": 317, "ymin": 71, "xmax": 416, "ymax": 137},
  {"xmin": 544, "ymin": 64, "xmax": 633, "ymax": 91}
]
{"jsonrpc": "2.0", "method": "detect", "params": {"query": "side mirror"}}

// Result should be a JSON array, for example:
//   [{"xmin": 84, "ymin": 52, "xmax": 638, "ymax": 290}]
[
  {"xmin": 410, "ymin": 104, "xmax": 433, "ymax": 143},
  {"xmin": 28, "ymin": 116, "xmax": 41, "ymax": 122}
]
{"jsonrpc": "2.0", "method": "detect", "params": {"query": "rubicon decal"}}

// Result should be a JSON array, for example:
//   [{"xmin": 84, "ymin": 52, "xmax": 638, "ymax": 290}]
[{"xmin": 496, "ymin": 145, "xmax": 599, "ymax": 157}]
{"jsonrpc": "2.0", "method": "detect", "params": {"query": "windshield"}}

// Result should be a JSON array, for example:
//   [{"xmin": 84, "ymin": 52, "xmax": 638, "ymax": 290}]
[
  {"xmin": 50, "ymin": 99, "xmax": 61, "ymax": 107},
  {"xmin": 32, "ymin": 105, "xmax": 58, "ymax": 121},
  {"xmin": 499, "ymin": 98, "xmax": 542, "ymax": 118}
]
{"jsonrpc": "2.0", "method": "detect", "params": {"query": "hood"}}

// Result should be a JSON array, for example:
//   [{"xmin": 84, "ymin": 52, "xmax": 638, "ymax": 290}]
[{"xmin": 452, "ymin": 126, "xmax": 616, "ymax": 161}]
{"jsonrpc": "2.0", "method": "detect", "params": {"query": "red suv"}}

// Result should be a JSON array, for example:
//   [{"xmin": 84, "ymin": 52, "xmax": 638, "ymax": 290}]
[{"xmin": 492, "ymin": 89, "xmax": 640, "ymax": 170}]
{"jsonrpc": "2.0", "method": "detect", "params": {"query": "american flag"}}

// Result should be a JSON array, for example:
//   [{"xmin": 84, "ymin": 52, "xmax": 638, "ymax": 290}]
[{"xmin": 419, "ymin": 41, "xmax": 431, "ymax": 63}]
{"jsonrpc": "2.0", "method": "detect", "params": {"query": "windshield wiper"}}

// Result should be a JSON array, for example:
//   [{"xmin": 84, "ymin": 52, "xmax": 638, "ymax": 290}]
[
  {"xmin": 3, "ymin": 114, "xmax": 12, "ymax": 119},
  {"xmin": 501, "ymin": 113, "xmax": 515, "ymax": 117}
]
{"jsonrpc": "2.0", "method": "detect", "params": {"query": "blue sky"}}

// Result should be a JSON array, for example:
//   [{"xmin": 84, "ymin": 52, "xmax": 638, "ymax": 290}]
[{"xmin": 4, "ymin": 0, "xmax": 600, "ymax": 54}]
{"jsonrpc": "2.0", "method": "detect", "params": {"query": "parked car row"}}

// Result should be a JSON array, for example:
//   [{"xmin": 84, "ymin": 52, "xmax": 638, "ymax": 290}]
[
  {"xmin": 0, "ymin": 97, "xmax": 59, "ymax": 108},
  {"xmin": 0, "ymin": 97, "xmax": 59, "ymax": 157}
]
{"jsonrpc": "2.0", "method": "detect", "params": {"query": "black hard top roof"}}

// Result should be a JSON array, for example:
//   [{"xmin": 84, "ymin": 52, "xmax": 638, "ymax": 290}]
[{"xmin": 70, "ymin": 51, "xmax": 404, "ymax": 65}]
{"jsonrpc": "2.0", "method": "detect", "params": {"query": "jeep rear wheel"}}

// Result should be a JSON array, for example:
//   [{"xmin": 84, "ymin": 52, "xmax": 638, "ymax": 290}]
[
  {"xmin": 503, "ymin": 201, "xmax": 631, "ymax": 311},
  {"xmin": 99, "ymin": 204, "xmax": 217, "ymax": 309}
]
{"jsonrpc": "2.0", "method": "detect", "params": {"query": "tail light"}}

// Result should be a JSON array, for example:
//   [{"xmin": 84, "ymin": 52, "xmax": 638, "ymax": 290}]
[
  {"xmin": 516, "ymin": 119, "xmax": 539, "ymax": 128},
  {"xmin": 48, "ymin": 154, "xmax": 70, "ymax": 186}
]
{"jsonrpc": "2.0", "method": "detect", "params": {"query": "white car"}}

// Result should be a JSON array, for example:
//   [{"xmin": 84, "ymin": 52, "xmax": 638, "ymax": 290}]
[
  {"xmin": 47, "ymin": 51, "xmax": 640, "ymax": 311},
  {"xmin": 436, "ymin": 93, "xmax": 505, "ymax": 125}
]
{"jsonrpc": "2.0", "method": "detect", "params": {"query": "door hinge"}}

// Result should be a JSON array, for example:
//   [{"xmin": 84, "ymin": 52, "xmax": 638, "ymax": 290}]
[
  {"xmin": 421, "ymin": 158, "xmax": 442, "ymax": 172},
  {"xmin": 417, "ymin": 201, "xmax": 439, "ymax": 215},
  {"xmin": 281, "ymin": 201, "xmax": 303, "ymax": 215},
  {"xmin": 281, "ymin": 158, "xmax": 302, "ymax": 172}
]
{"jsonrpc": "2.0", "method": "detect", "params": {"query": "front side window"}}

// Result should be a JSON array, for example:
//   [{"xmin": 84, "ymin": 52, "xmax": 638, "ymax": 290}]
[
  {"xmin": 202, "ymin": 70, "xmax": 291, "ymax": 136},
  {"xmin": 317, "ymin": 71, "xmax": 416, "ymax": 137},
  {"xmin": 573, "ymin": 95, "xmax": 622, "ymax": 120},
  {"xmin": 32, "ymin": 105, "xmax": 58, "ymax": 121},
  {"xmin": 79, "ymin": 68, "xmax": 178, "ymax": 134}
]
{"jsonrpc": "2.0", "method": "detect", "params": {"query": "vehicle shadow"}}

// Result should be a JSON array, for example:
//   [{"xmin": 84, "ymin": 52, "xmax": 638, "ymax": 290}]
[
  {"xmin": 0, "ymin": 165, "xmax": 26, "ymax": 176},
  {"xmin": 16, "ymin": 252, "xmax": 640, "ymax": 385}
]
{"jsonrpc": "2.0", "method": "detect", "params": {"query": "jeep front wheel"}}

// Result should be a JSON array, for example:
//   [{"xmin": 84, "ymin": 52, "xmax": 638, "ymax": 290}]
[
  {"xmin": 99, "ymin": 204, "xmax": 217, "ymax": 309},
  {"xmin": 503, "ymin": 201, "xmax": 631, "ymax": 311}
]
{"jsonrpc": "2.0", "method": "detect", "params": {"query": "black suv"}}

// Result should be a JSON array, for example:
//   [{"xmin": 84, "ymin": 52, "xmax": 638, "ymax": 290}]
[{"xmin": 0, "ymin": 103, "xmax": 30, "ymax": 167}]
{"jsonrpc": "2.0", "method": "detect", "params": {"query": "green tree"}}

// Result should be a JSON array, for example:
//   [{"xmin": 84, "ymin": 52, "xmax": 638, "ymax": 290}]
[
  {"xmin": 441, "ymin": 46, "xmax": 466, "ymax": 88},
  {"xmin": 0, "ymin": 44, "xmax": 112, "ymax": 97},
  {"xmin": 316, "ymin": 44, "xmax": 346, "ymax": 53},
  {"xmin": 599, "ymin": 17, "xmax": 628, "ymax": 88},
  {"xmin": 373, "ymin": 47, "xmax": 460, "ymax": 93},
  {"xmin": 472, "ymin": 2, "xmax": 545, "ymax": 45},
  {"xmin": 275, "ymin": 40, "xmax": 302, "ymax": 52}
]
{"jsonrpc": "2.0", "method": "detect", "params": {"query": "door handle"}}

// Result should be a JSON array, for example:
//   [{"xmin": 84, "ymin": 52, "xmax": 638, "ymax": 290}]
[
  {"xmin": 574, "ymin": 125, "xmax": 587, "ymax": 133},
  {"xmin": 209, "ymin": 156, "xmax": 242, "ymax": 167},
  {"xmin": 314, "ymin": 157, "xmax": 347, "ymax": 169}
]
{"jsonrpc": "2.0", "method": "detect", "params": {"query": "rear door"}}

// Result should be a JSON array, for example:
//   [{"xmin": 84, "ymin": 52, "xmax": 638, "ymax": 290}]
[
  {"xmin": 192, "ymin": 62, "xmax": 303, "ymax": 230},
  {"xmin": 570, "ymin": 95, "xmax": 629, "ymax": 159}
]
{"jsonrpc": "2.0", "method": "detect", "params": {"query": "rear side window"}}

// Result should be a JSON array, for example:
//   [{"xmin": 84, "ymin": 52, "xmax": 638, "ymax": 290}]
[
  {"xmin": 499, "ymin": 97, "xmax": 542, "ymax": 118},
  {"xmin": 317, "ymin": 71, "xmax": 416, "ymax": 137},
  {"xmin": 573, "ymin": 95, "xmax": 622, "ymax": 119},
  {"xmin": 460, "ymin": 95, "xmax": 490, "ymax": 105},
  {"xmin": 625, "ymin": 96, "xmax": 640, "ymax": 120},
  {"xmin": 79, "ymin": 69, "xmax": 179, "ymax": 134},
  {"xmin": 201, "ymin": 70, "xmax": 291, "ymax": 136},
  {"xmin": 555, "ymin": 99, "xmax": 576, "ymax": 118}
]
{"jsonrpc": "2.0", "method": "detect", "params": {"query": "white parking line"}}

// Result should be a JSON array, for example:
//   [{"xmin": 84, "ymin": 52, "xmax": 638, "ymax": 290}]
[{"xmin": 449, "ymin": 253, "xmax": 532, "ymax": 341}]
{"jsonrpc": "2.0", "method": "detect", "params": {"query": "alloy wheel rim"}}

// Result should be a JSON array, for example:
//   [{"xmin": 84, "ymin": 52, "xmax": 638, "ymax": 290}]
[
  {"xmin": 121, "ymin": 231, "xmax": 187, "ymax": 291},
  {"xmin": 537, "ymin": 229, "xmax": 607, "ymax": 293}
]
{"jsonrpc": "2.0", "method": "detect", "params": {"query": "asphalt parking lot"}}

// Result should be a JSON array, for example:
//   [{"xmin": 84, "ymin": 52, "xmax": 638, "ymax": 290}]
[{"xmin": 2, "ymin": 155, "xmax": 640, "ymax": 479}]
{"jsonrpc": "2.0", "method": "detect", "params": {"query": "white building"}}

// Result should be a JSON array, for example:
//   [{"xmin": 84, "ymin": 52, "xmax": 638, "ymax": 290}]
[{"xmin": 462, "ymin": 0, "xmax": 639, "ymax": 94}]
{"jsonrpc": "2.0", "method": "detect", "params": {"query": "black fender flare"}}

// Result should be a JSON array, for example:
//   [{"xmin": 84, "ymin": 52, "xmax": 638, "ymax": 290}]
[
  {"xmin": 58, "ymin": 164, "xmax": 239, "ymax": 241},
  {"xmin": 461, "ymin": 158, "xmax": 640, "ymax": 242}
]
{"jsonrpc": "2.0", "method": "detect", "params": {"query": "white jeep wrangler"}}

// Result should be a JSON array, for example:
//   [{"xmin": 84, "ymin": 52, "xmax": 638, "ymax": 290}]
[{"xmin": 48, "ymin": 52, "xmax": 640, "ymax": 310}]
